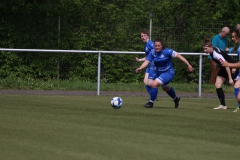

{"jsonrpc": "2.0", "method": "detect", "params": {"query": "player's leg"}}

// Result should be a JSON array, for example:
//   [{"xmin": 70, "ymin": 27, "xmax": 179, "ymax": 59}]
[
  {"xmin": 235, "ymin": 91, "xmax": 240, "ymax": 112},
  {"xmin": 233, "ymin": 76, "xmax": 240, "ymax": 112},
  {"xmin": 143, "ymin": 78, "xmax": 160, "ymax": 108},
  {"xmin": 159, "ymin": 69, "xmax": 180, "ymax": 108},
  {"xmin": 162, "ymin": 84, "xmax": 180, "ymax": 108},
  {"xmin": 143, "ymin": 69, "xmax": 177, "ymax": 108},
  {"xmin": 147, "ymin": 78, "xmax": 154, "ymax": 99},
  {"xmin": 144, "ymin": 68, "xmax": 151, "ymax": 95},
  {"xmin": 148, "ymin": 68, "xmax": 157, "ymax": 100},
  {"xmin": 214, "ymin": 75, "xmax": 227, "ymax": 109},
  {"xmin": 210, "ymin": 60, "xmax": 218, "ymax": 84}
]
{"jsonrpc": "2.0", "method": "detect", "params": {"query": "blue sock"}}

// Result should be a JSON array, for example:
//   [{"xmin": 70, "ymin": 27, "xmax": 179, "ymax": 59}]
[
  {"xmin": 150, "ymin": 88, "xmax": 158, "ymax": 102},
  {"xmin": 234, "ymin": 88, "xmax": 240, "ymax": 108},
  {"xmin": 234, "ymin": 88, "xmax": 238, "ymax": 98},
  {"xmin": 166, "ymin": 87, "xmax": 176, "ymax": 99},
  {"xmin": 145, "ymin": 85, "xmax": 151, "ymax": 95}
]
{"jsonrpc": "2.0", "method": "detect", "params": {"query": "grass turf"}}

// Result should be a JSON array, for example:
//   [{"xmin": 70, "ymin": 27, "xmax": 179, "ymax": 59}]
[{"xmin": 0, "ymin": 94, "xmax": 240, "ymax": 160}]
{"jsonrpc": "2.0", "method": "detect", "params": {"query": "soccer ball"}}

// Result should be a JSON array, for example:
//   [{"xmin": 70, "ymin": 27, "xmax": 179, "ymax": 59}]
[{"xmin": 111, "ymin": 97, "xmax": 123, "ymax": 109}]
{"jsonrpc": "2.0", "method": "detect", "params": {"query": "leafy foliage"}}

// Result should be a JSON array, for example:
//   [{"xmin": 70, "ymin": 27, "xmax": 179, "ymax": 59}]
[{"xmin": 0, "ymin": 0, "xmax": 239, "ymax": 83}]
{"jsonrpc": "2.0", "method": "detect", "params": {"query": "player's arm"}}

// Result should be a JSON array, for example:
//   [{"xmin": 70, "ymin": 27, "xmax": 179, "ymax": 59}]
[
  {"xmin": 135, "ymin": 57, "xmax": 146, "ymax": 62},
  {"xmin": 222, "ymin": 61, "xmax": 239, "ymax": 75},
  {"xmin": 136, "ymin": 43, "xmax": 153, "ymax": 62},
  {"xmin": 224, "ymin": 66, "xmax": 234, "ymax": 85},
  {"xmin": 216, "ymin": 53, "xmax": 234, "ymax": 85},
  {"xmin": 222, "ymin": 61, "xmax": 240, "ymax": 68},
  {"xmin": 175, "ymin": 52, "xmax": 194, "ymax": 72},
  {"xmin": 135, "ymin": 60, "xmax": 150, "ymax": 73}
]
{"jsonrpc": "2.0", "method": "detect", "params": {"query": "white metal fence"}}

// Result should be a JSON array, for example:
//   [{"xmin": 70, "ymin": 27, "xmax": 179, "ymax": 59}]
[{"xmin": 0, "ymin": 48, "xmax": 237, "ymax": 97}]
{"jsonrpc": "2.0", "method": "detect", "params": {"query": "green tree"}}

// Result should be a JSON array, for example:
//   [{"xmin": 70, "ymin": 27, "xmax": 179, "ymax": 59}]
[{"xmin": 1, "ymin": 0, "xmax": 240, "ymax": 83}]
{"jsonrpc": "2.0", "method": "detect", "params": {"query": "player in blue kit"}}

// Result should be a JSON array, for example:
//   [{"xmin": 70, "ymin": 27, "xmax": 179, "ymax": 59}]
[
  {"xmin": 135, "ymin": 38, "xmax": 194, "ymax": 108},
  {"xmin": 221, "ymin": 24, "xmax": 240, "ymax": 112},
  {"xmin": 135, "ymin": 29, "xmax": 157, "ymax": 99}
]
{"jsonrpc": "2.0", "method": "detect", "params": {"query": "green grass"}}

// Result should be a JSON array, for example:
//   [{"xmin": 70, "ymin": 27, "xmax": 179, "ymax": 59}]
[
  {"xmin": 0, "ymin": 77, "xmax": 234, "ymax": 93},
  {"xmin": 0, "ymin": 95, "xmax": 240, "ymax": 160}
]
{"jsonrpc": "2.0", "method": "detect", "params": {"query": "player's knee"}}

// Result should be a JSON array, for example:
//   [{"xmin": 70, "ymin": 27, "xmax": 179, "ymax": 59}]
[
  {"xmin": 162, "ymin": 85, "xmax": 170, "ymax": 91},
  {"xmin": 143, "ymin": 79, "xmax": 148, "ymax": 85},
  {"xmin": 145, "ymin": 78, "xmax": 153, "ymax": 85},
  {"xmin": 215, "ymin": 83, "xmax": 222, "ymax": 88},
  {"xmin": 151, "ymin": 81, "xmax": 160, "ymax": 88}
]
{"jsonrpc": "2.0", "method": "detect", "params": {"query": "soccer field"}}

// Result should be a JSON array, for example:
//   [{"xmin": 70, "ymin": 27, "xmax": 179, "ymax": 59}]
[{"xmin": 0, "ymin": 94, "xmax": 240, "ymax": 160}]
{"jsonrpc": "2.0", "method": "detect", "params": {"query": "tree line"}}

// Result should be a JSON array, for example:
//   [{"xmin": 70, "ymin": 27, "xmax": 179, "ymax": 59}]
[{"xmin": 0, "ymin": 0, "xmax": 240, "ymax": 83}]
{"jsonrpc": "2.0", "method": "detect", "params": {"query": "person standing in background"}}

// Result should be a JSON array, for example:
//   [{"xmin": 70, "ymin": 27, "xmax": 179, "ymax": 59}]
[{"xmin": 208, "ymin": 27, "xmax": 234, "ymax": 84}]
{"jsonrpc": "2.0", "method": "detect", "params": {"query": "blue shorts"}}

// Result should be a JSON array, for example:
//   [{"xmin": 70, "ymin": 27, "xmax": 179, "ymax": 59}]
[
  {"xmin": 146, "ymin": 66, "xmax": 156, "ymax": 80},
  {"xmin": 156, "ymin": 68, "xmax": 175, "ymax": 85}
]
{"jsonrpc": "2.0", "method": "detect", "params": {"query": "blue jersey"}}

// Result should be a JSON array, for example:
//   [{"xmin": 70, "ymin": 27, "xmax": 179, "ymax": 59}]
[
  {"xmin": 144, "ymin": 40, "xmax": 154, "ymax": 56},
  {"xmin": 144, "ymin": 40, "xmax": 155, "ymax": 69},
  {"xmin": 235, "ymin": 45, "xmax": 240, "ymax": 78},
  {"xmin": 147, "ymin": 48, "xmax": 177, "ymax": 72},
  {"xmin": 237, "ymin": 44, "xmax": 240, "ymax": 61}
]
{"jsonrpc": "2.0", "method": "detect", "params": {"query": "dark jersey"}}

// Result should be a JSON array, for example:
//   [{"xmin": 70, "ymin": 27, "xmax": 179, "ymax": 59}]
[
  {"xmin": 210, "ymin": 47, "xmax": 238, "ymax": 80},
  {"xmin": 210, "ymin": 47, "xmax": 235, "ymax": 65}
]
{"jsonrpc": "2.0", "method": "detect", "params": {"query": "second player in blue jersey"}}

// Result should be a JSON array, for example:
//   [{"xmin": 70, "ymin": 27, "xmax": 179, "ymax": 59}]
[{"xmin": 136, "ymin": 29, "xmax": 157, "ymax": 99}]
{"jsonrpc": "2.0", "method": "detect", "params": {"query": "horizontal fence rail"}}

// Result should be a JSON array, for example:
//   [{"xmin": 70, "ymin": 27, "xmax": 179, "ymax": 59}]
[{"xmin": 0, "ymin": 48, "xmax": 237, "ymax": 97}]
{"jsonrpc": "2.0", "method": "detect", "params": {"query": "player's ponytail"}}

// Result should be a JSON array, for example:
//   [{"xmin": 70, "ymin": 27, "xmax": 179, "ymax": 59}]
[{"xmin": 203, "ymin": 37, "xmax": 212, "ymax": 47}]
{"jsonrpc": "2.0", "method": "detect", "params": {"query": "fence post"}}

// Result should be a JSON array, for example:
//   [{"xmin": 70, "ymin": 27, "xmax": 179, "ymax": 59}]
[
  {"xmin": 97, "ymin": 52, "xmax": 101, "ymax": 95},
  {"xmin": 57, "ymin": 16, "xmax": 61, "ymax": 80},
  {"xmin": 199, "ymin": 54, "xmax": 202, "ymax": 97},
  {"xmin": 149, "ymin": 13, "xmax": 152, "ymax": 40}
]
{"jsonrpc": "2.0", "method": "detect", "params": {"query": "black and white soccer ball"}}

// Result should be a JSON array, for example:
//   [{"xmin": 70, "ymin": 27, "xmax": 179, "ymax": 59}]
[{"xmin": 111, "ymin": 97, "xmax": 123, "ymax": 109}]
